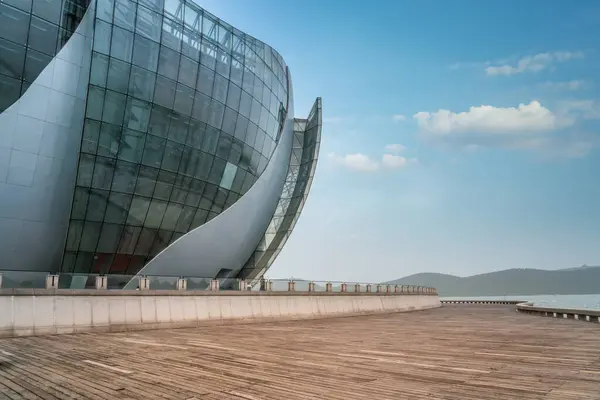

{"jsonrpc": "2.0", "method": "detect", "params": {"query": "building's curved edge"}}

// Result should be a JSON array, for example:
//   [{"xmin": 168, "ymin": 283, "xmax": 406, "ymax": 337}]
[
  {"xmin": 124, "ymin": 82, "xmax": 296, "ymax": 284},
  {"xmin": 0, "ymin": 4, "xmax": 95, "ymax": 272},
  {"xmin": 237, "ymin": 97, "xmax": 322, "ymax": 284}
]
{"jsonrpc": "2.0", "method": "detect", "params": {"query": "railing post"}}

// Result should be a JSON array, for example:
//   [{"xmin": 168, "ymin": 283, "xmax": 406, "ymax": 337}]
[
  {"xmin": 394, "ymin": 285, "xmax": 399, "ymax": 293},
  {"xmin": 366, "ymin": 284, "xmax": 372, "ymax": 293},
  {"xmin": 376, "ymin": 284, "xmax": 382, "ymax": 293},
  {"xmin": 308, "ymin": 281, "xmax": 315, "ymax": 292},
  {"xmin": 0, "ymin": 273, "xmax": 3, "ymax": 289},
  {"xmin": 138, "ymin": 276, "xmax": 150, "ymax": 290},
  {"xmin": 386, "ymin": 285, "xmax": 391, "ymax": 293},
  {"xmin": 177, "ymin": 278, "xmax": 188, "ymax": 291},
  {"xmin": 238, "ymin": 279, "xmax": 247, "ymax": 291},
  {"xmin": 95, "ymin": 275, "xmax": 107, "ymax": 290},
  {"xmin": 341, "ymin": 282, "xmax": 347, "ymax": 292},
  {"xmin": 325, "ymin": 282, "xmax": 332, "ymax": 292},
  {"xmin": 288, "ymin": 280, "xmax": 296, "ymax": 291},
  {"xmin": 46, "ymin": 274, "xmax": 59, "ymax": 289},
  {"xmin": 210, "ymin": 279, "xmax": 219, "ymax": 291},
  {"xmin": 354, "ymin": 283, "xmax": 361, "ymax": 293},
  {"xmin": 266, "ymin": 280, "xmax": 272, "ymax": 291}
]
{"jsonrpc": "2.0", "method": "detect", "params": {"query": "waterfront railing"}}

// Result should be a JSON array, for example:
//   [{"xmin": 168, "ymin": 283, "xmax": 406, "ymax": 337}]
[{"xmin": 0, "ymin": 271, "xmax": 437, "ymax": 295}]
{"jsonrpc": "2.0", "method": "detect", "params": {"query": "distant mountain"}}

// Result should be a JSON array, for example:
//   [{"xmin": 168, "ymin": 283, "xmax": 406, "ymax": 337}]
[{"xmin": 384, "ymin": 266, "xmax": 600, "ymax": 296}]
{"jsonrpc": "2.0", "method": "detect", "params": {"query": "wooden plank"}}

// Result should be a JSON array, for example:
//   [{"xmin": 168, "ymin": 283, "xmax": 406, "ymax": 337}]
[{"xmin": 1, "ymin": 305, "xmax": 599, "ymax": 399}]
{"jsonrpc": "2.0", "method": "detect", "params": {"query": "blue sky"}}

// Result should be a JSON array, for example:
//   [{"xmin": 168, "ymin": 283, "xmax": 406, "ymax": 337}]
[{"xmin": 201, "ymin": 0, "xmax": 600, "ymax": 281}]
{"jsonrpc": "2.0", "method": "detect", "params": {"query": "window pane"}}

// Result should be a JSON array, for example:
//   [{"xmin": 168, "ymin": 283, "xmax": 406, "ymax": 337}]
[
  {"xmin": 173, "ymin": 83, "xmax": 194, "ymax": 116},
  {"xmin": 212, "ymin": 73, "xmax": 228, "ymax": 103},
  {"xmin": 79, "ymin": 221, "xmax": 102, "ymax": 252},
  {"xmin": 86, "ymin": 86, "xmax": 105, "ymax": 120},
  {"xmin": 28, "ymin": 16, "xmax": 58, "ymax": 56},
  {"xmin": 97, "ymin": 122, "xmax": 121, "ymax": 158},
  {"xmin": 148, "ymin": 104, "xmax": 170, "ymax": 137},
  {"xmin": 144, "ymin": 199, "xmax": 168, "ymax": 228},
  {"xmin": 118, "ymin": 128, "xmax": 146, "ymax": 163},
  {"xmin": 106, "ymin": 57, "xmax": 131, "ymax": 94},
  {"xmin": 125, "ymin": 97, "xmax": 151, "ymax": 132},
  {"xmin": 111, "ymin": 26, "xmax": 134, "ymax": 62},
  {"xmin": 65, "ymin": 221, "xmax": 83, "ymax": 251},
  {"xmin": 190, "ymin": 207, "xmax": 208, "ymax": 229},
  {"xmin": 114, "ymin": 0, "xmax": 136, "ymax": 31},
  {"xmin": 158, "ymin": 45, "xmax": 180, "ymax": 80},
  {"xmin": 71, "ymin": 187, "xmax": 89, "ymax": 220},
  {"xmin": 0, "ymin": 38, "xmax": 25, "ymax": 79},
  {"xmin": 105, "ymin": 192, "xmax": 133, "ymax": 224},
  {"xmin": 201, "ymin": 126, "xmax": 219, "ymax": 154},
  {"xmin": 153, "ymin": 75, "xmax": 176, "ymax": 108},
  {"xmin": 136, "ymin": 4, "xmax": 162, "ymax": 42},
  {"xmin": 76, "ymin": 154, "xmax": 95, "ymax": 187},
  {"xmin": 128, "ymin": 196, "xmax": 151, "ymax": 225},
  {"xmin": 161, "ymin": 140, "xmax": 183, "ymax": 172},
  {"xmin": 97, "ymin": 224, "xmax": 124, "ymax": 253},
  {"xmin": 117, "ymin": 225, "xmax": 141, "ymax": 254},
  {"xmin": 128, "ymin": 65, "xmax": 156, "ymax": 102},
  {"xmin": 132, "ymin": 33, "xmax": 160, "ymax": 72},
  {"xmin": 153, "ymin": 170, "xmax": 175, "ymax": 200},
  {"xmin": 134, "ymin": 228, "xmax": 157, "ymax": 255},
  {"xmin": 142, "ymin": 134, "xmax": 166, "ymax": 168},
  {"xmin": 111, "ymin": 160, "xmax": 138, "ymax": 193},
  {"xmin": 167, "ymin": 113, "xmax": 189, "ymax": 144},
  {"xmin": 178, "ymin": 55, "xmax": 198, "ymax": 88},
  {"xmin": 196, "ymin": 64, "xmax": 214, "ymax": 95},
  {"xmin": 220, "ymin": 162, "xmax": 237, "ymax": 190},
  {"xmin": 0, "ymin": 4, "xmax": 31, "ymax": 45},
  {"xmin": 161, "ymin": 17, "xmax": 182, "ymax": 51},
  {"xmin": 102, "ymin": 90, "xmax": 127, "ymax": 125},
  {"xmin": 86, "ymin": 189, "xmax": 109, "ymax": 222},
  {"xmin": 174, "ymin": 206, "xmax": 195, "ymax": 232},
  {"xmin": 96, "ymin": 0, "xmax": 114, "ymax": 22},
  {"xmin": 89, "ymin": 52, "xmax": 109, "ymax": 87},
  {"xmin": 91, "ymin": 157, "xmax": 116, "ymax": 190},
  {"xmin": 208, "ymin": 157, "xmax": 226, "ymax": 185}
]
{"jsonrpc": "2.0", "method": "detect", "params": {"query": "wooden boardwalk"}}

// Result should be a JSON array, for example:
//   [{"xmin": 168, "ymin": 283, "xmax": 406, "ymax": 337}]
[{"xmin": 0, "ymin": 304, "xmax": 599, "ymax": 399}]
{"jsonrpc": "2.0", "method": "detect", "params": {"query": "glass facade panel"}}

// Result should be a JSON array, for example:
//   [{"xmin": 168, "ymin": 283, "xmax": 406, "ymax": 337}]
[{"xmin": 59, "ymin": 0, "xmax": 295, "ymax": 277}]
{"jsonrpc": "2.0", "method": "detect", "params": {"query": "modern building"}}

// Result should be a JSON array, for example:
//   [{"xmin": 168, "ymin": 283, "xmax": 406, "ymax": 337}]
[{"xmin": 0, "ymin": 0, "xmax": 321, "ymax": 286}]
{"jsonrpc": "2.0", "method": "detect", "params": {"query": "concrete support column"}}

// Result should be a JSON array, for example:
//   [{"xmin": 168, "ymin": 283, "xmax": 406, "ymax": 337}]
[
  {"xmin": 138, "ymin": 277, "xmax": 150, "ymax": 290},
  {"xmin": 95, "ymin": 275, "xmax": 107, "ymax": 290},
  {"xmin": 366, "ymin": 284, "xmax": 372, "ymax": 293},
  {"xmin": 308, "ymin": 281, "xmax": 315, "ymax": 292},
  {"xmin": 325, "ymin": 282, "xmax": 333, "ymax": 292},
  {"xmin": 210, "ymin": 279, "xmax": 219, "ymax": 291},
  {"xmin": 177, "ymin": 278, "xmax": 187, "ymax": 291},
  {"xmin": 354, "ymin": 284, "xmax": 361, "ymax": 293},
  {"xmin": 46, "ymin": 275, "xmax": 59, "ymax": 289},
  {"xmin": 238, "ymin": 280, "xmax": 248, "ymax": 291},
  {"xmin": 340, "ymin": 283, "xmax": 347, "ymax": 292},
  {"xmin": 288, "ymin": 280, "xmax": 296, "ymax": 291}
]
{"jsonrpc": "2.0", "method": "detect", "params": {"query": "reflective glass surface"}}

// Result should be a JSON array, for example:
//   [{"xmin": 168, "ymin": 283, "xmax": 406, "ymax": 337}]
[
  {"xmin": 238, "ymin": 98, "xmax": 322, "ymax": 282},
  {"xmin": 0, "ymin": 0, "xmax": 90, "ymax": 112},
  {"xmin": 63, "ymin": 0, "xmax": 289, "ymax": 275}
]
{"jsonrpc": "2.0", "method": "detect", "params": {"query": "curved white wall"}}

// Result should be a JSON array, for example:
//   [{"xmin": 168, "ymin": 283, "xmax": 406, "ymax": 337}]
[{"xmin": 0, "ymin": 5, "xmax": 95, "ymax": 271}]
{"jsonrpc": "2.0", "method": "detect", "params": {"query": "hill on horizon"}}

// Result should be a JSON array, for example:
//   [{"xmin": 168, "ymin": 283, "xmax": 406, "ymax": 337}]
[{"xmin": 384, "ymin": 266, "xmax": 600, "ymax": 296}]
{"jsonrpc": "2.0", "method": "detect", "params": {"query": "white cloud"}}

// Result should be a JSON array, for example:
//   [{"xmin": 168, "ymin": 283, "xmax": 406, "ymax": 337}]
[
  {"xmin": 329, "ymin": 152, "xmax": 417, "ymax": 172},
  {"xmin": 485, "ymin": 51, "xmax": 584, "ymax": 76},
  {"xmin": 413, "ymin": 101, "xmax": 567, "ymax": 135},
  {"xmin": 384, "ymin": 143, "xmax": 406, "ymax": 153},
  {"xmin": 540, "ymin": 80, "xmax": 589, "ymax": 91},
  {"xmin": 382, "ymin": 154, "xmax": 414, "ymax": 169},
  {"xmin": 392, "ymin": 114, "xmax": 407, "ymax": 122},
  {"xmin": 413, "ymin": 100, "xmax": 599, "ymax": 158},
  {"xmin": 328, "ymin": 153, "xmax": 379, "ymax": 172}
]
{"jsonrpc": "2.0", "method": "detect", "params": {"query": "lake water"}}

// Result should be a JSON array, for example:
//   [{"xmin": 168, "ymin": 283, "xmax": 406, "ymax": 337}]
[{"xmin": 441, "ymin": 294, "xmax": 600, "ymax": 311}]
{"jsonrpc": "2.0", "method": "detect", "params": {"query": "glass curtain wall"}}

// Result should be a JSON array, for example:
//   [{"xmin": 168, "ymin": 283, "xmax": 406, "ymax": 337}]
[
  {"xmin": 237, "ymin": 97, "xmax": 322, "ymax": 282},
  {"xmin": 61, "ymin": 0, "xmax": 289, "ymax": 275},
  {"xmin": 0, "ymin": 0, "xmax": 91, "ymax": 112}
]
